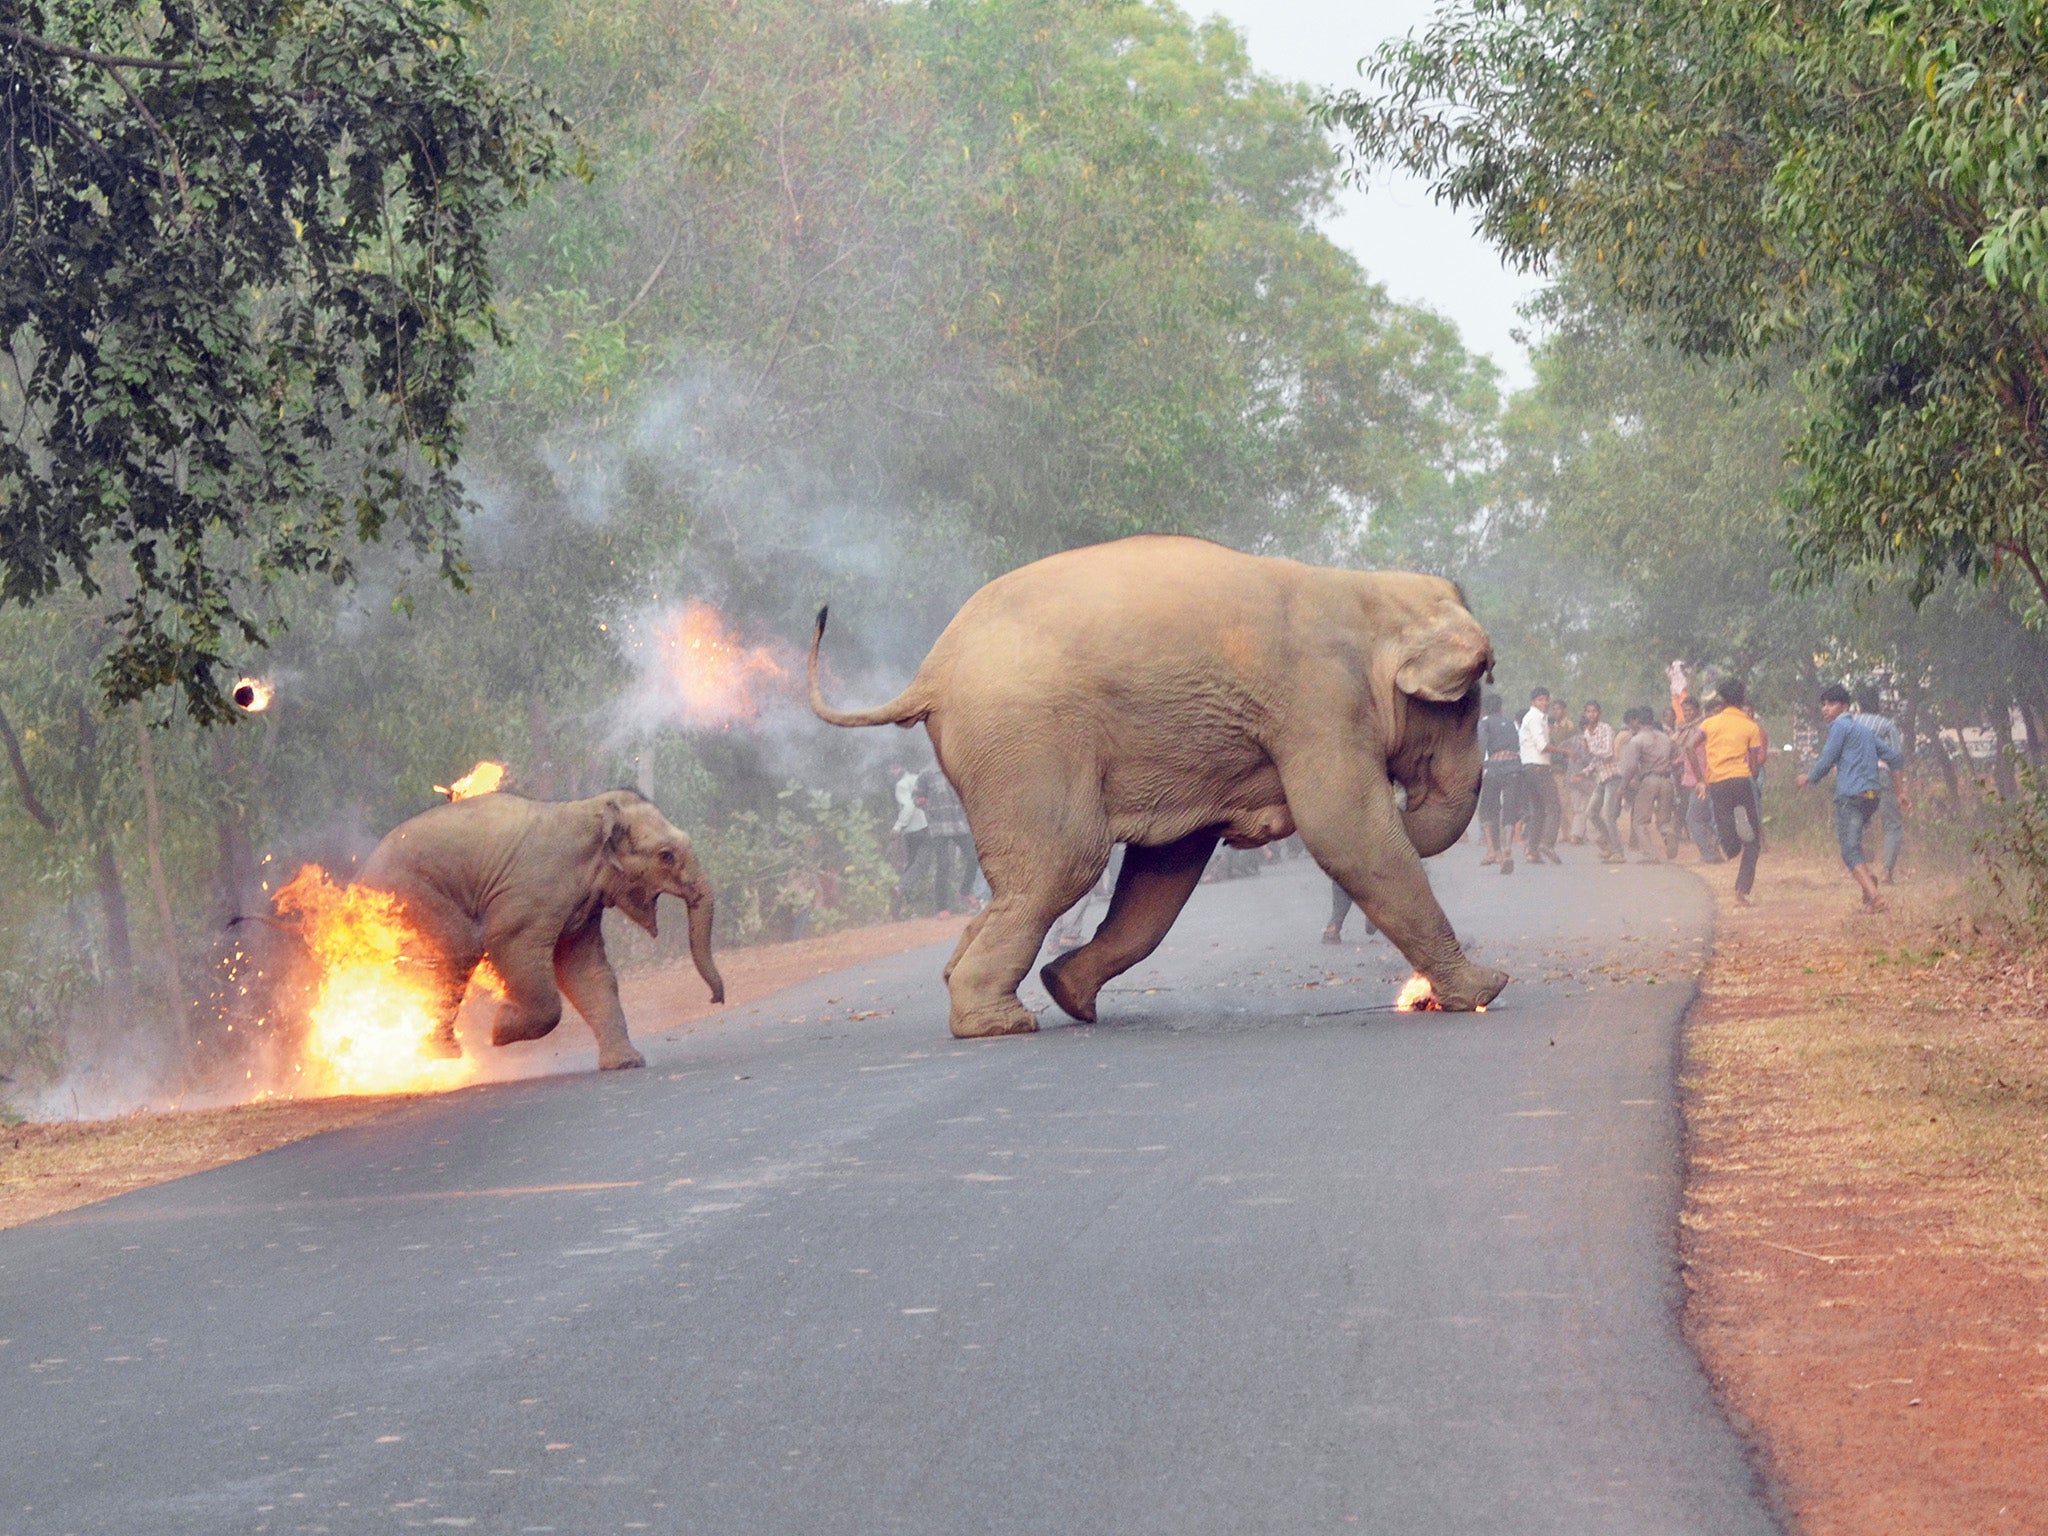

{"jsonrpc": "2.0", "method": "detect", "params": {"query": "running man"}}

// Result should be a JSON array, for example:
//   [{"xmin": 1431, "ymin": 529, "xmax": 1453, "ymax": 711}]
[
  {"xmin": 1797, "ymin": 683, "xmax": 1905, "ymax": 912},
  {"xmin": 1691, "ymin": 679, "xmax": 1767, "ymax": 904}
]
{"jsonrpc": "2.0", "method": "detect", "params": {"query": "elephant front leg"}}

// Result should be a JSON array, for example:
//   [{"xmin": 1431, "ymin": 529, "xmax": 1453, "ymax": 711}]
[
  {"xmin": 553, "ymin": 920, "xmax": 645, "ymax": 1070},
  {"xmin": 1040, "ymin": 830, "xmax": 1217, "ymax": 1023},
  {"xmin": 1281, "ymin": 748, "xmax": 1507, "ymax": 1012}
]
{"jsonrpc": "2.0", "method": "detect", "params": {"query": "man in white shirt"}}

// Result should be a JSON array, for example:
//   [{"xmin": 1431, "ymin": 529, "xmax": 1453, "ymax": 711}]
[
  {"xmin": 1518, "ymin": 687, "xmax": 1562, "ymax": 863},
  {"xmin": 890, "ymin": 761, "xmax": 932, "ymax": 916}
]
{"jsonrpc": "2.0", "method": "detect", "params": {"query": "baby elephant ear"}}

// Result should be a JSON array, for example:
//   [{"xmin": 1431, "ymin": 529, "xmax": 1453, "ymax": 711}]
[
  {"xmin": 600, "ymin": 796, "xmax": 629, "ymax": 864},
  {"xmin": 1393, "ymin": 613, "xmax": 1493, "ymax": 702}
]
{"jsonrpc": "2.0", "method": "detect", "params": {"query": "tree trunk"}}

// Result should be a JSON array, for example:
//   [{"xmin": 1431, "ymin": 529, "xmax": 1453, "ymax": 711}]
[
  {"xmin": 0, "ymin": 694, "xmax": 58, "ymax": 830},
  {"xmin": 1990, "ymin": 698, "xmax": 2021, "ymax": 800},
  {"xmin": 2019, "ymin": 694, "xmax": 2046, "ymax": 772},
  {"xmin": 74, "ymin": 701, "xmax": 134, "ymax": 998},
  {"xmin": 1931, "ymin": 698, "xmax": 1963, "ymax": 809},
  {"xmin": 133, "ymin": 703, "xmax": 186, "ymax": 1006}
]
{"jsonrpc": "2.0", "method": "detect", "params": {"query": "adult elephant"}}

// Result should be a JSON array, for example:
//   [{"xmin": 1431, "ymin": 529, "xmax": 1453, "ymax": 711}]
[
  {"xmin": 359, "ymin": 788, "xmax": 724, "ymax": 1070},
  {"xmin": 809, "ymin": 535, "xmax": 1505, "ymax": 1039}
]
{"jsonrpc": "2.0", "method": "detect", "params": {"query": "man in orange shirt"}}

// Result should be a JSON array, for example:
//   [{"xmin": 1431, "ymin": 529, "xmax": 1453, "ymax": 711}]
[{"xmin": 1689, "ymin": 678, "xmax": 1767, "ymax": 904}]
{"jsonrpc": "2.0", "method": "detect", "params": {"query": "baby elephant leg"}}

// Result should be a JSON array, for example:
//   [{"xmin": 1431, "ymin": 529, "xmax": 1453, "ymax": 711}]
[
  {"xmin": 554, "ymin": 919, "xmax": 645, "ymax": 1071},
  {"xmin": 482, "ymin": 924, "xmax": 565, "ymax": 1048}
]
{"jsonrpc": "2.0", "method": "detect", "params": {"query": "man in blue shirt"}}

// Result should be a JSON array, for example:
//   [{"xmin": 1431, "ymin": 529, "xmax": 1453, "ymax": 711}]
[{"xmin": 1796, "ymin": 683, "xmax": 1905, "ymax": 912}]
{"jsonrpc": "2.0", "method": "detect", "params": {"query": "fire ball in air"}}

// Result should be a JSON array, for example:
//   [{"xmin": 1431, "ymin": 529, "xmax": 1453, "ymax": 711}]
[{"xmin": 233, "ymin": 676, "xmax": 273, "ymax": 712}]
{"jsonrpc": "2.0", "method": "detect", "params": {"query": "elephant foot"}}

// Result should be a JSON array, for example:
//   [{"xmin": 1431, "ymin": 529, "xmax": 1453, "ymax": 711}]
[
  {"xmin": 1430, "ymin": 965, "xmax": 1510, "ymax": 1012},
  {"xmin": 950, "ymin": 1001, "xmax": 1039, "ymax": 1040},
  {"xmin": 491, "ymin": 1013, "xmax": 561, "ymax": 1047},
  {"xmin": 598, "ymin": 1045, "xmax": 647, "ymax": 1071},
  {"xmin": 1039, "ymin": 952, "xmax": 1098, "ymax": 1024}
]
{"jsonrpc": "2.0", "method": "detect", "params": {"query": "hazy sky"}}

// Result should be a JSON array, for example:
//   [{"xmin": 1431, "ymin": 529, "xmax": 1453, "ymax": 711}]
[{"xmin": 1199, "ymin": 0, "xmax": 1543, "ymax": 393}]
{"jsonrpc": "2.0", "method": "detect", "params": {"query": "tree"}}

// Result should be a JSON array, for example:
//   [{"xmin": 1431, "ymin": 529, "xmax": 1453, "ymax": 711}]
[
  {"xmin": 1318, "ymin": 0, "xmax": 2048, "ymax": 619},
  {"xmin": 1, "ymin": 0, "xmax": 563, "ymax": 720}
]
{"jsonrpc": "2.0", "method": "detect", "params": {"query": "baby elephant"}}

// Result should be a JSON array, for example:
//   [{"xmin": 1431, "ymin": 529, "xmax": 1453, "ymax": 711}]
[{"xmin": 360, "ymin": 788, "xmax": 724, "ymax": 1071}]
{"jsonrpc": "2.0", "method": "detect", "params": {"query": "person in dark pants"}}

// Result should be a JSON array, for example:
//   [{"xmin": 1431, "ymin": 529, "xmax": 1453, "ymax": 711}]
[
  {"xmin": 1475, "ymin": 690, "xmax": 1523, "ymax": 873},
  {"xmin": 919, "ymin": 766, "xmax": 980, "ymax": 915},
  {"xmin": 1691, "ymin": 678, "xmax": 1766, "ymax": 904},
  {"xmin": 889, "ymin": 761, "xmax": 932, "ymax": 917},
  {"xmin": 1517, "ymin": 686, "xmax": 1563, "ymax": 863}
]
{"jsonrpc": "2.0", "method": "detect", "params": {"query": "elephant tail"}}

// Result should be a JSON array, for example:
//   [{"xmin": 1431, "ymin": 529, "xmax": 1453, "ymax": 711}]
[{"xmin": 807, "ymin": 606, "xmax": 932, "ymax": 729}]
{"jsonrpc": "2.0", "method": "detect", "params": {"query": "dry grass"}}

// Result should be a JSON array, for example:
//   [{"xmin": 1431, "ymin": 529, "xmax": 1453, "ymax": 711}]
[{"xmin": 1687, "ymin": 854, "xmax": 2048, "ymax": 1275}]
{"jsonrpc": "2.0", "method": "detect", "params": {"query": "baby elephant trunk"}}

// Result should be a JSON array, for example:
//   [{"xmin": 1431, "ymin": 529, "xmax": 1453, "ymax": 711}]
[{"xmin": 686, "ymin": 887, "xmax": 725, "ymax": 1004}]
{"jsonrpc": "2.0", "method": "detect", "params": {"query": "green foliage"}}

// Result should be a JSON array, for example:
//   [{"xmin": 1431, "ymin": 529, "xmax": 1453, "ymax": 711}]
[
  {"xmin": 0, "ymin": 0, "xmax": 566, "ymax": 720},
  {"xmin": 1320, "ymin": 0, "xmax": 2048, "ymax": 620},
  {"xmin": 690, "ymin": 784, "xmax": 895, "ymax": 948},
  {"xmin": 1978, "ymin": 759, "xmax": 2048, "ymax": 932}
]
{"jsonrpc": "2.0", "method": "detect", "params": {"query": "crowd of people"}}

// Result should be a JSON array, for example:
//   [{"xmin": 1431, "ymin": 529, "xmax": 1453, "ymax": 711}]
[{"xmin": 1457, "ymin": 673, "xmax": 1911, "ymax": 914}]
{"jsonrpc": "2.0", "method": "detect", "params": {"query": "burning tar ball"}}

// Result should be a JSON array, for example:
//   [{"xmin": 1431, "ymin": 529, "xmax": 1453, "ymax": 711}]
[{"xmin": 233, "ymin": 677, "xmax": 273, "ymax": 713}]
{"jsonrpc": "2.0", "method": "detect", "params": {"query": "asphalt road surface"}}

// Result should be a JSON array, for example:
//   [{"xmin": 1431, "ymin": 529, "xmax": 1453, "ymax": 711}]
[{"xmin": 1, "ymin": 849, "xmax": 1781, "ymax": 1536}]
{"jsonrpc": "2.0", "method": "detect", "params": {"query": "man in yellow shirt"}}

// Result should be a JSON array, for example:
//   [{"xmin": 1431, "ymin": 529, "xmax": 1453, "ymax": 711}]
[{"xmin": 1689, "ymin": 678, "xmax": 1766, "ymax": 904}]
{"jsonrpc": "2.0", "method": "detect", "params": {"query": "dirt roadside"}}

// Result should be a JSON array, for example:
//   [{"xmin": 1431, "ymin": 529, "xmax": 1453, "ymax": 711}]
[
  {"xmin": 1683, "ymin": 851, "xmax": 2048, "ymax": 1534},
  {"xmin": 0, "ymin": 911, "xmax": 967, "ymax": 1232}
]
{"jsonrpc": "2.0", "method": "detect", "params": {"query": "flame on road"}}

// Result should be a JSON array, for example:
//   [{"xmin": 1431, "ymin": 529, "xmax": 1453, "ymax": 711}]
[
  {"xmin": 437, "ymin": 760, "xmax": 507, "ymax": 801},
  {"xmin": 1392, "ymin": 973, "xmax": 1486, "ymax": 1013},
  {"xmin": 273, "ymin": 866, "xmax": 477, "ymax": 1097},
  {"xmin": 233, "ymin": 676, "xmax": 273, "ymax": 713},
  {"xmin": 1394, "ymin": 974, "xmax": 1441, "ymax": 1011},
  {"xmin": 652, "ymin": 600, "xmax": 791, "ymax": 728}
]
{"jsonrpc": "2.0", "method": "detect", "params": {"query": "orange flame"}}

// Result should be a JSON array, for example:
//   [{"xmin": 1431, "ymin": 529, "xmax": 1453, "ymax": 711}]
[
  {"xmin": 1394, "ymin": 974, "xmax": 1442, "ymax": 1012},
  {"xmin": 437, "ymin": 760, "xmax": 507, "ymax": 801},
  {"xmin": 274, "ymin": 866, "xmax": 477, "ymax": 1097},
  {"xmin": 1392, "ymin": 973, "xmax": 1486, "ymax": 1013},
  {"xmin": 653, "ymin": 600, "xmax": 790, "ymax": 728},
  {"xmin": 233, "ymin": 676, "xmax": 273, "ymax": 713}
]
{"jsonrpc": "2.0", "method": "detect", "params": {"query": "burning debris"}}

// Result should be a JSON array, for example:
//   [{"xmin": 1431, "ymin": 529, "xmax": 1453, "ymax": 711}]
[
  {"xmin": 232, "ymin": 676, "xmax": 273, "ymax": 712},
  {"xmin": 1394, "ymin": 974, "xmax": 1442, "ymax": 1012},
  {"xmin": 271, "ymin": 866, "xmax": 478, "ymax": 1097},
  {"xmin": 651, "ymin": 600, "xmax": 792, "ymax": 728},
  {"xmin": 1392, "ymin": 974, "xmax": 1487, "ymax": 1013},
  {"xmin": 437, "ymin": 760, "xmax": 507, "ymax": 801}
]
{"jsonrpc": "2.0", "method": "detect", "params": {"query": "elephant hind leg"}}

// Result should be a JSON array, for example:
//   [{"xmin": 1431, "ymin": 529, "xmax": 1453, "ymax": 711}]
[
  {"xmin": 942, "ymin": 907, "xmax": 990, "ymax": 985},
  {"xmin": 1041, "ymin": 830, "xmax": 1217, "ymax": 1022},
  {"xmin": 482, "ymin": 926, "xmax": 565, "ymax": 1047},
  {"xmin": 945, "ymin": 844, "xmax": 1109, "ymax": 1039}
]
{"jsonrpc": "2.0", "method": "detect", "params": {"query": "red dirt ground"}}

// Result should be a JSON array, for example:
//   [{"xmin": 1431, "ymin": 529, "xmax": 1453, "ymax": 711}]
[{"xmin": 1683, "ymin": 854, "xmax": 2048, "ymax": 1535}]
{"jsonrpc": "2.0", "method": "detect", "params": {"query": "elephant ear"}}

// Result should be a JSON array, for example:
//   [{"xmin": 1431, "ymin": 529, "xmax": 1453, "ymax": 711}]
[
  {"xmin": 598, "ymin": 796, "xmax": 660, "ymax": 937},
  {"xmin": 1392, "ymin": 610, "xmax": 1494, "ymax": 703}
]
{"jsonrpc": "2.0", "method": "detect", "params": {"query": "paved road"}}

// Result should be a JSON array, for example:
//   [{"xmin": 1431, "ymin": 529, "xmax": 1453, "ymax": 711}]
[{"xmin": 1, "ymin": 850, "xmax": 1779, "ymax": 1535}]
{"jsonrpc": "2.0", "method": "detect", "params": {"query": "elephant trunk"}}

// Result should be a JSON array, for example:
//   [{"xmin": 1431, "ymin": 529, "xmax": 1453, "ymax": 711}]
[
  {"xmin": 686, "ymin": 887, "xmax": 725, "ymax": 1004},
  {"xmin": 1400, "ymin": 768, "xmax": 1481, "ymax": 857},
  {"xmin": 1390, "ymin": 697, "xmax": 1484, "ymax": 858}
]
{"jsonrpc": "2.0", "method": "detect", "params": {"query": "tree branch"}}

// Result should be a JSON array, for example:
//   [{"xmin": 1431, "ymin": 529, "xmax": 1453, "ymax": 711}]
[
  {"xmin": 0, "ymin": 24, "xmax": 200, "ymax": 71},
  {"xmin": 0, "ymin": 696, "xmax": 59, "ymax": 832}
]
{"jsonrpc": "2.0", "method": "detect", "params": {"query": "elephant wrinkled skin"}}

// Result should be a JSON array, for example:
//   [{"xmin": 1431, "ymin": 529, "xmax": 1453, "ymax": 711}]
[
  {"xmin": 359, "ymin": 789, "xmax": 724, "ymax": 1071},
  {"xmin": 809, "ymin": 534, "xmax": 1507, "ymax": 1039}
]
